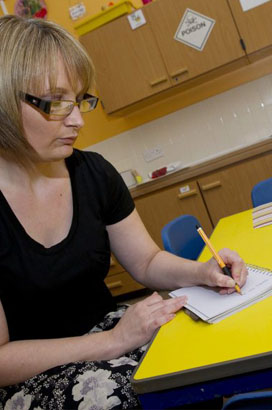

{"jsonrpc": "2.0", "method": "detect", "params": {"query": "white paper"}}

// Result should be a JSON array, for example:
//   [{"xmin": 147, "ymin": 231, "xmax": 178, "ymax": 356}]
[
  {"xmin": 174, "ymin": 8, "xmax": 215, "ymax": 51},
  {"xmin": 179, "ymin": 185, "xmax": 190, "ymax": 194},
  {"xmin": 127, "ymin": 10, "xmax": 146, "ymax": 30},
  {"xmin": 69, "ymin": 3, "xmax": 86, "ymax": 20},
  {"xmin": 170, "ymin": 265, "xmax": 272, "ymax": 323},
  {"xmin": 239, "ymin": 0, "xmax": 271, "ymax": 11}
]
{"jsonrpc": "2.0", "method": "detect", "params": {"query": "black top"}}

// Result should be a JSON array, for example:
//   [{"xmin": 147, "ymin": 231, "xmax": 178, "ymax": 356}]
[{"xmin": 0, "ymin": 149, "xmax": 135, "ymax": 341}]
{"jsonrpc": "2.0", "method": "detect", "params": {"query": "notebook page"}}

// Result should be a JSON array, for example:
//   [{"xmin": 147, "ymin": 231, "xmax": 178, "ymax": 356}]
[
  {"xmin": 208, "ymin": 289, "xmax": 272, "ymax": 323},
  {"xmin": 169, "ymin": 266, "xmax": 272, "ymax": 322}
]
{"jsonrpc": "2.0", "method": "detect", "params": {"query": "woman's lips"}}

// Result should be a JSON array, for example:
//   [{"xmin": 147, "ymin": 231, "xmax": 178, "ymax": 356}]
[{"xmin": 60, "ymin": 136, "xmax": 77, "ymax": 144}]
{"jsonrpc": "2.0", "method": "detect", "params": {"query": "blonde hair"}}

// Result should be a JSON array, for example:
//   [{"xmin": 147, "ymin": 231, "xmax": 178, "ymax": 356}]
[{"xmin": 0, "ymin": 15, "xmax": 95, "ymax": 166}]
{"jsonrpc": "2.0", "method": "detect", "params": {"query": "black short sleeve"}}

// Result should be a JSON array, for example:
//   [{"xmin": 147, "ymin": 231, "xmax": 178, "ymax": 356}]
[
  {"xmin": 72, "ymin": 150, "xmax": 135, "ymax": 225},
  {"xmin": 100, "ymin": 156, "xmax": 135, "ymax": 225}
]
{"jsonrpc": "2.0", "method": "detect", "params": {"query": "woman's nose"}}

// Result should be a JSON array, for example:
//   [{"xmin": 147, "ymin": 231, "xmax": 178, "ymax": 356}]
[{"xmin": 64, "ymin": 105, "xmax": 84, "ymax": 128}]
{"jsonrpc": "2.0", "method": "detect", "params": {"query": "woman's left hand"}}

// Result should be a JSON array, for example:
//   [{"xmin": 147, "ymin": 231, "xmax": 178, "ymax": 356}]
[{"xmin": 198, "ymin": 248, "xmax": 248, "ymax": 294}]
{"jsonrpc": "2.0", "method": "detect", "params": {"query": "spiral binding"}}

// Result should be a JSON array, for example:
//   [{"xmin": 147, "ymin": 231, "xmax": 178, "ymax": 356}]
[{"xmin": 247, "ymin": 263, "xmax": 272, "ymax": 275}]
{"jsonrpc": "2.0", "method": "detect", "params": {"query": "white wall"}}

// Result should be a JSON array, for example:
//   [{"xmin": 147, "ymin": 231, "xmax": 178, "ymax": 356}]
[{"xmin": 85, "ymin": 74, "xmax": 272, "ymax": 182}]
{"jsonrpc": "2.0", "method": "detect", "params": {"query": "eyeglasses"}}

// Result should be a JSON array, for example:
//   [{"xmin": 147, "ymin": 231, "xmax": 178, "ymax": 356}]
[{"xmin": 21, "ymin": 92, "xmax": 99, "ymax": 118}]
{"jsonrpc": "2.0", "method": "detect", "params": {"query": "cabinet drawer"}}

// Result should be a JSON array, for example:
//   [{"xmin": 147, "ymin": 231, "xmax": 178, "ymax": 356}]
[{"xmin": 105, "ymin": 271, "xmax": 145, "ymax": 297}]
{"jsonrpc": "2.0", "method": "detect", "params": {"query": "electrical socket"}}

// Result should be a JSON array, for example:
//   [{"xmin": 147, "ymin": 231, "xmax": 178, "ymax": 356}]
[{"xmin": 143, "ymin": 146, "xmax": 164, "ymax": 162}]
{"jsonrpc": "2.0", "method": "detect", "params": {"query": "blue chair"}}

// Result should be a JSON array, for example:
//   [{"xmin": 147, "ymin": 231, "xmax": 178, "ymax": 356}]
[
  {"xmin": 222, "ymin": 391, "xmax": 272, "ymax": 409},
  {"xmin": 251, "ymin": 177, "xmax": 272, "ymax": 207},
  {"xmin": 161, "ymin": 214, "xmax": 204, "ymax": 260}
]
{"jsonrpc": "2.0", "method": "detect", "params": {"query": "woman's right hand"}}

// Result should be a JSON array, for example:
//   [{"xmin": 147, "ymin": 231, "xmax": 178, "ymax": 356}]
[{"xmin": 109, "ymin": 292, "xmax": 187, "ymax": 356}]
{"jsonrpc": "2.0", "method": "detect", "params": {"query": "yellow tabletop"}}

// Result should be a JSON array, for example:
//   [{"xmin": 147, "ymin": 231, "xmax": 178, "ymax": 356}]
[
  {"xmin": 199, "ymin": 209, "xmax": 272, "ymax": 268},
  {"xmin": 132, "ymin": 209, "xmax": 272, "ymax": 394}
]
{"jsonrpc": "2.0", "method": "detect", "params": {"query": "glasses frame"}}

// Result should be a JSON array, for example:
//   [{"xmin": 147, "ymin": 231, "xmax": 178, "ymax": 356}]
[{"xmin": 21, "ymin": 92, "xmax": 99, "ymax": 117}]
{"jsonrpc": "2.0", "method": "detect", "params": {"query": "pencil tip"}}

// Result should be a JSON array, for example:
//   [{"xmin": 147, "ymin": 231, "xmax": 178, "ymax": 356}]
[{"xmin": 196, "ymin": 225, "xmax": 200, "ymax": 229}]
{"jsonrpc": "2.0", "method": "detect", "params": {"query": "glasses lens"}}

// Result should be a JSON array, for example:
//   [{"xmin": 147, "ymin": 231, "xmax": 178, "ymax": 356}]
[
  {"xmin": 50, "ymin": 101, "xmax": 73, "ymax": 116},
  {"xmin": 79, "ymin": 99, "xmax": 91, "ymax": 113},
  {"xmin": 80, "ymin": 97, "xmax": 98, "ymax": 113}
]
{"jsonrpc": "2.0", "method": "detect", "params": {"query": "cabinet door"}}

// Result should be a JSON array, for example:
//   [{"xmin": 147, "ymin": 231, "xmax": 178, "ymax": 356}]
[
  {"xmin": 135, "ymin": 180, "xmax": 213, "ymax": 249},
  {"xmin": 145, "ymin": 0, "xmax": 245, "ymax": 86},
  {"xmin": 198, "ymin": 153, "xmax": 272, "ymax": 226},
  {"xmin": 80, "ymin": 15, "xmax": 171, "ymax": 113},
  {"xmin": 228, "ymin": 0, "xmax": 272, "ymax": 55}
]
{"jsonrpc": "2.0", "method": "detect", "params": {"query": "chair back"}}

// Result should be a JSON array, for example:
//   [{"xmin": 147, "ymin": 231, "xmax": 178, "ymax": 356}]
[
  {"xmin": 251, "ymin": 177, "xmax": 272, "ymax": 207},
  {"xmin": 222, "ymin": 391, "xmax": 272, "ymax": 409},
  {"xmin": 161, "ymin": 214, "xmax": 204, "ymax": 260}
]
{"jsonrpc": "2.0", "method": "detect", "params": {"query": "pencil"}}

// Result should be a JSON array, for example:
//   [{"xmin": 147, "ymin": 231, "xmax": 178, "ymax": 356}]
[{"xmin": 196, "ymin": 225, "xmax": 242, "ymax": 294}]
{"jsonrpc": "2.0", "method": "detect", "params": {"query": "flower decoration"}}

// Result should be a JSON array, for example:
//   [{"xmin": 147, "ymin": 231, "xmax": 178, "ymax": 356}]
[{"xmin": 14, "ymin": 0, "xmax": 47, "ymax": 19}]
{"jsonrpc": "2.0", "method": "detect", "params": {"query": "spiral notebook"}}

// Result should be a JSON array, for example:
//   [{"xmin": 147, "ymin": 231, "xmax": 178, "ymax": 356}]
[{"xmin": 169, "ymin": 265, "xmax": 272, "ymax": 323}]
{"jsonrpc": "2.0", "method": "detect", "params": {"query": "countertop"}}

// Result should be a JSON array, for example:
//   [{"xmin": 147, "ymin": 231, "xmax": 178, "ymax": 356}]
[{"xmin": 130, "ymin": 137, "xmax": 272, "ymax": 199}]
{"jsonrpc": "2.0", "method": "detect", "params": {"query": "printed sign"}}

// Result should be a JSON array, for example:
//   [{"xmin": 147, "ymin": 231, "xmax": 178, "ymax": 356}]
[
  {"xmin": 69, "ymin": 3, "xmax": 86, "ymax": 20},
  {"xmin": 127, "ymin": 9, "xmax": 146, "ymax": 30},
  {"xmin": 174, "ymin": 8, "xmax": 215, "ymax": 51},
  {"xmin": 239, "ymin": 0, "xmax": 270, "ymax": 11}
]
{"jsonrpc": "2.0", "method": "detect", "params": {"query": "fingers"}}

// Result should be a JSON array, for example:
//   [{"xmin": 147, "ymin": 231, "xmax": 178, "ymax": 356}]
[
  {"xmin": 233, "ymin": 261, "xmax": 248, "ymax": 287},
  {"xmin": 152, "ymin": 295, "xmax": 188, "ymax": 315},
  {"xmin": 217, "ymin": 248, "xmax": 248, "ymax": 287},
  {"xmin": 112, "ymin": 292, "xmax": 187, "ymax": 355},
  {"xmin": 135, "ymin": 293, "xmax": 187, "ymax": 328},
  {"xmin": 146, "ymin": 295, "xmax": 188, "ymax": 329},
  {"xmin": 143, "ymin": 291, "xmax": 186, "ymax": 313},
  {"xmin": 213, "ymin": 270, "xmax": 235, "ymax": 288},
  {"xmin": 218, "ymin": 249, "xmax": 244, "ymax": 277},
  {"xmin": 143, "ymin": 291, "xmax": 163, "ymax": 306}
]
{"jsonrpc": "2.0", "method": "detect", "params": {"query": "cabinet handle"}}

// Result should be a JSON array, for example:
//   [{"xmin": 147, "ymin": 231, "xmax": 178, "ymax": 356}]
[
  {"xmin": 201, "ymin": 181, "xmax": 222, "ymax": 191},
  {"xmin": 170, "ymin": 67, "xmax": 188, "ymax": 78},
  {"xmin": 149, "ymin": 77, "xmax": 168, "ymax": 86},
  {"xmin": 107, "ymin": 281, "xmax": 123, "ymax": 290},
  {"xmin": 178, "ymin": 189, "xmax": 197, "ymax": 199}
]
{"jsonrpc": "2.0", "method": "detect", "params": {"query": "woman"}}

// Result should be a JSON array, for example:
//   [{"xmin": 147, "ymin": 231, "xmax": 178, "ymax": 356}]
[{"xmin": 0, "ymin": 15, "xmax": 247, "ymax": 409}]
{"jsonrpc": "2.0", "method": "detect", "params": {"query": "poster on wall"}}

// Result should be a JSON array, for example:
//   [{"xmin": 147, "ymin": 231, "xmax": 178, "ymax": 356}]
[
  {"xmin": 174, "ymin": 8, "xmax": 215, "ymax": 51},
  {"xmin": 239, "ymin": 0, "xmax": 271, "ymax": 11},
  {"xmin": 14, "ymin": 0, "xmax": 47, "ymax": 19}
]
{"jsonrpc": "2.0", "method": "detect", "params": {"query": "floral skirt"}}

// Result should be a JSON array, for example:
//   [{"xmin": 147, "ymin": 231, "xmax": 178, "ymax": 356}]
[{"xmin": 0, "ymin": 305, "xmax": 146, "ymax": 410}]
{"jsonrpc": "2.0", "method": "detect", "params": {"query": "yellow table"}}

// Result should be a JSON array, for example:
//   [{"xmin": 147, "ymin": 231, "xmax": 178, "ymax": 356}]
[{"xmin": 132, "ymin": 209, "xmax": 272, "ymax": 408}]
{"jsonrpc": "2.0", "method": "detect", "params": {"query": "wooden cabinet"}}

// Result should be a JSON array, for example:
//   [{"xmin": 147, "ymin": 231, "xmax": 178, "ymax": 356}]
[
  {"xmin": 105, "ymin": 255, "xmax": 144, "ymax": 297},
  {"xmin": 80, "ymin": 12, "xmax": 171, "ymax": 113},
  {"xmin": 144, "ymin": 0, "xmax": 245, "ymax": 87},
  {"xmin": 80, "ymin": 0, "xmax": 245, "ymax": 113},
  {"xmin": 227, "ymin": 0, "xmax": 272, "ymax": 55},
  {"xmin": 135, "ymin": 179, "xmax": 213, "ymax": 249},
  {"xmin": 135, "ymin": 151, "xmax": 272, "ymax": 249},
  {"xmin": 198, "ymin": 152, "xmax": 272, "ymax": 226},
  {"xmin": 79, "ymin": 0, "xmax": 272, "ymax": 113}
]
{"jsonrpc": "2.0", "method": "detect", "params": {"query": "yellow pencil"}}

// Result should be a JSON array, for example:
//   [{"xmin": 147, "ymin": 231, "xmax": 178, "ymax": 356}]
[{"xmin": 196, "ymin": 225, "xmax": 242, "ymax": 294}]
